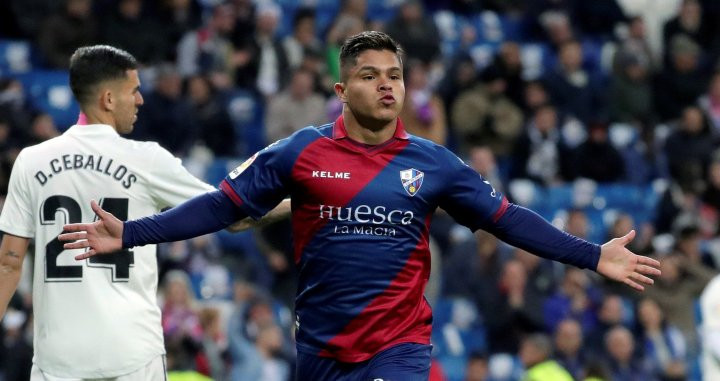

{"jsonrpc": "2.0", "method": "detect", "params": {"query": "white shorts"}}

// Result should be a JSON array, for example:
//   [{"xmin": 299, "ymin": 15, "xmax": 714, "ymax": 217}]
[{"xmin": 30, "ymin": 355, "xmax": 166, "ymax": 381}]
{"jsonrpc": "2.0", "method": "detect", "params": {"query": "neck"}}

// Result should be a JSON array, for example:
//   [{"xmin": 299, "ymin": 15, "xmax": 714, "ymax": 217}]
[
  {"xmin": 81, "ymin": 109, "xmax": 116, "ymax": 130},
  {"xmin": 342, "ymin": 107, "xmax": 396, "ymax": 145}
]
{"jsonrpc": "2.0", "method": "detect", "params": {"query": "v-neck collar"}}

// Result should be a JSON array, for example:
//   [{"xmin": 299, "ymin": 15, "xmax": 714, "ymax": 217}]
[{"xmin": 330, "ymin": 115, "xmax": 409, "ymax": 155}]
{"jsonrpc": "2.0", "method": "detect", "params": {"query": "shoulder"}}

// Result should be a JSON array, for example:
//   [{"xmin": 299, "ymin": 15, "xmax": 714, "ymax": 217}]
[{"xmin": 407, "ymin": 135, "xmax": 459, "ymax": 160}]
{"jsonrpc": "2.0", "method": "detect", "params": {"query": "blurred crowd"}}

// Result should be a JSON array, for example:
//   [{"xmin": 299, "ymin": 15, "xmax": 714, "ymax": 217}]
[{"xmin": 2, "ymin": 0, "xmax": 720, "ymax": 380}]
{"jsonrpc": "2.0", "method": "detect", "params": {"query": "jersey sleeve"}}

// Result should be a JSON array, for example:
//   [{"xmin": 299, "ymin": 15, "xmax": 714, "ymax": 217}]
[
  {"xmin": 437, "ymin": 146, "xmax": 506, "ymax": 231},
  {"xmin": 147, "ymin": 143, "xmax": 215, "ymax": 209},
  {"xmin": 220, "ymin": 137, "xmax": 295, "ymax": 220},
  {"xmin": 0, "ymin": 150, "xmax": 34, "ymax": 238}
]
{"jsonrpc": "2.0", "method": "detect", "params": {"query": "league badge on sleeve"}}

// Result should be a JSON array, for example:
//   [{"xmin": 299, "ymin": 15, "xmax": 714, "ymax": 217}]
[
  {"xmin": 400, "ymin": 168, "xmax": 424, "ymax": 196},
  {"xmin": 229, "ymin": 152, "xmax": 258, "ymax": 179}
]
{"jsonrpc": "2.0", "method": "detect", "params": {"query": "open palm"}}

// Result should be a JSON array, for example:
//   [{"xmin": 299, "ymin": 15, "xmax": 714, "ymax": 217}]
[
  {"xmin": 596, "ymin": 230, "xmax": 661, "ymax": 291},
  {"xmin": 58, "ymin": 200, "xmax": 124, "ymax": 260}
]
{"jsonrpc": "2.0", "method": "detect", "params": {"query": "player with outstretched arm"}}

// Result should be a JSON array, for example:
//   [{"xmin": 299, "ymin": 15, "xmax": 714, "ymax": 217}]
[
  {"xmin": 0, "ymin": 45, "xmax": 287, "ymax": 380},
  {"xmin": 60, "ymin": 32, "xmax": 660, "ymax": 381}
]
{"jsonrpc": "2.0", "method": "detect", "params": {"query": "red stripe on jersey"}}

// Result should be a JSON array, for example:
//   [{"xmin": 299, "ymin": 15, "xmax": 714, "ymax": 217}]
[
  {"xmin": 290, "ymin": 137, "xmax": 410, "ymax": 264},
  {"xmin": 492, "ymin": 196, "xmax": 509, "ymax": 223},
  {"xmin": 220, "ymin": 180, "xmax": 244, "ymax": 207},
  {"xmin": 318, "ymin": 213, "xmax": 434, "ymax": 362}
]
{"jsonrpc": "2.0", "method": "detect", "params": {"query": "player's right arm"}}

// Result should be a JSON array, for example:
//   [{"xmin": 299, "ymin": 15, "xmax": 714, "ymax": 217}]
[
  {"xmin": 61, "ymin": 129, "xmax": 304, "ymax": 257},
  {"xmin": 0, "ymin": 234, "xmax": 30, "ymax": 318}
]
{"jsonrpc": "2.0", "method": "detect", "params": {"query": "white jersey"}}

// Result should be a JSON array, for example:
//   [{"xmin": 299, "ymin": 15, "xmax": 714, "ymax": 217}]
[
  {"xmin": 0, "ymin": 124, "xmax": 214, "ymax": 378},
  {"xmin": 701, "ymin": 274, "xmax": 720, "ymax": 381}
]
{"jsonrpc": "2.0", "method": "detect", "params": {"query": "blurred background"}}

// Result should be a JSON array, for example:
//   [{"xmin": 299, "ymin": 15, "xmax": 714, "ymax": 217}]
[{"xmin": 1, "ymin": 0, "xmax": 720, "ymax": 380}]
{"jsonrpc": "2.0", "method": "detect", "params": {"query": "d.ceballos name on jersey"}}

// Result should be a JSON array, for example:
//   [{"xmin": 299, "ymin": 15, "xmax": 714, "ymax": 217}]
[
  {"xmin": 318, "ymin": 204, "xmax": 414, "ymax": 237},
  {"xmin": 34, "ymin": 154, "xmax": 138, "ymax": 189}
]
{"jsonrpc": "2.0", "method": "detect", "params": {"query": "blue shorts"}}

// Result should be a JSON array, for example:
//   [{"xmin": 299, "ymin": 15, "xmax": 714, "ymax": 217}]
[{"xmin": 296, "ymin": 342, "xmax": 432, "ymax": 381}]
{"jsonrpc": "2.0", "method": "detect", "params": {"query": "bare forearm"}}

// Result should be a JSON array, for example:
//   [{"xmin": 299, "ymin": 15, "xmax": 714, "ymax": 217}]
[
  {"xmin": 0, "ymin": 237, "xmax": 29, "ymax": 317},
  {"xmin": 226, "ymin": 198, "xmax": 291, "ymax": 232}
]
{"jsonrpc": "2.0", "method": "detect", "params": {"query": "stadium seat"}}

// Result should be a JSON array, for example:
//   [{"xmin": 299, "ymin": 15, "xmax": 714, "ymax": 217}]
[
  {"xmin": 226, "ymin": 90, "xmax": 266, "ymax": 156},
  {"xmin": 0, "ymin": 39, "xmax": 37, "ymax": 75},
  {"xmin": 14, "ymin": 70, "xmax": 80, "ymax": 130},
  {"xmin": 431, "ymin": 297, "xmax": 486, "ymax": 381}
]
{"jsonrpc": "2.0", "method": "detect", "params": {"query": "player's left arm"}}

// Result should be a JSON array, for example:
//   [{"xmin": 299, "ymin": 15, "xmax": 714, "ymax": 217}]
[
  {"xmin": 0, "ymin": 233, "xmax": 30, "ymax": 318},
  {"xmin": 436, "ymin": 146, "xmax": 660, "ymax": 291}
]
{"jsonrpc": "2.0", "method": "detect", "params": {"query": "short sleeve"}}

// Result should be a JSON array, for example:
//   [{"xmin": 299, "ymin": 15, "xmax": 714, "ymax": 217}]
[
  {"xmin": 148, "ymin": 143, "xmax": 215, "ymax": 208},
  {"xmin": 437, "ymin": 147, "xmax": 506, "ymax": 231},
  {"xmin": 220, "ymin": 137, "xmax": 295, "ymax": 220},
  {"xmin": 0, "ymin": 151, "xmax": 35, "ymax": 238}
]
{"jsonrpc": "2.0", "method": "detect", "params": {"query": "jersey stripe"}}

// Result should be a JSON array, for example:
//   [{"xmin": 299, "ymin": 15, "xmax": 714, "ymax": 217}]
[
  {"xmin": 318, "ymin": 212, "xmax": 433, "ymax": 361},
  {"xmin": 290, "ymin": 138, "xmax": 410, "ymax": 263}
]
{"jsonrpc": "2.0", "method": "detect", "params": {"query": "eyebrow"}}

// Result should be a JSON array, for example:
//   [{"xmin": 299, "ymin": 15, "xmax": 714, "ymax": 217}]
[{"xmin": 357, "ymin": 66, "xmax": 402, "ymax": 73}]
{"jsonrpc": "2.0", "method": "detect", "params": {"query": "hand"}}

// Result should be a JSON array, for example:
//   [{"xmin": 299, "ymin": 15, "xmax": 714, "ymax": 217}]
[
  {"xmin": 58, "ymin": 200, "xmax": 124, "ymax": 260},
  {"xmin": 596, "ymin": 230, "xmax": 661, "ymax": 291}
]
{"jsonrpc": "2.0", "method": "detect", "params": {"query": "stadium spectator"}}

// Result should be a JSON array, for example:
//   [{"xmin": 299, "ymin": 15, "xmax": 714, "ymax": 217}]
[
  {"xmin": 99, "ymin": 0, "xmax": 167, "ymax": 65},
  {"xmin": 483, "ymin": 42, "xmax": 526, "ymax": 108},
  {"xmin": 511, "ymin": 104, "xmax": 573, "ymax": 185},
  {"xmin": 233, "ymin": 2, "xmax": 289, "ymax": 97},
  {"xmin": 265, "ymin": 67, "xmax": 326, "ymax": 143},
  {"xmin": 36, "ymin": 0, "xmax": 97, "ymax": 69},
  {"xmin": 570, "ymin": 122, "xmax": 626, "ymax": 182},
  {"xmin": 543, "ymin": 268, "xmax": 601, "ymax": 333},
  {"xmin": 654, "ymin": 35, "xmax": 709, "ymax": 121},
  {"xmin": 553, "ymin": 318, "xmax": 586, "ymax": 380},
  {"xmin": 585, "ymin": 294, "xmax": 629, "ymax": 356},
  {"xmin": 663, "ymin": 105, "xmax": 715, "ymax": 183},
  {"xmin": 542, "ymin": 40, "xmax": 606, "ymax": 124},
  {"xmin": 134, "ymin": 63, "xmax": 198, "ymax": 156},
  {"xmin": 185, "ymin": 74, "xmax": 237, "ymax": 157},
  {"xmin": 451, "ymin": 67, "xmax": 524, "ymax": 157},
  {"xmin": 384, "ymin": 0, "xmax": 441, "ymax": 64},
  {"xmin": 399, "ymin": 59, "xmax": 447, "ymax": 145},
  {"xmin": 697, "ymin": 71, "xmax": 720, "ymax": 137},
  {"xmin": 176, "ymin": 3, "xmax": 237, "ymax": 79},
  {"xmin": 636, "ymin": 297, "xmax": 688, "ymax": 380},
  {"xmin": 646, "ymin": 253, "xmax": 716, "ymax": 353},
  {"xmin": 662, "ymin": 0, "xmax": 714, "ymax": 62},
  {"xmin": 151, "ymin": 0, "xmax": 203, "ymax": 61},
  {"xmin": 485, "ymin": 259, "xmax": 545, "ymax": 354},
  {"xmin": 463, "ymin": 352, "xmax": 489, "ymax": 381},
  {"xmin": 519, "ymin": 333, "xmax": 574, "ymax": 381},
  {"xmin": 282, "ymin": 8, "xmax": 322, "ymax": 70},
  {"xmin": 603, "ymin": 325, "xmax": 655, "ymax": 381},
  {"xmin": 608, "ymin": 51, "xmax": 654, "ymax": 125}
]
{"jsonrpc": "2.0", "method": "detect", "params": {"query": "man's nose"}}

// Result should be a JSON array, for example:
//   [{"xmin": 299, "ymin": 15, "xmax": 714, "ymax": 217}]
[{"xmin": 378, "ymin": 82, "xmax": 392, "ymax": 92}]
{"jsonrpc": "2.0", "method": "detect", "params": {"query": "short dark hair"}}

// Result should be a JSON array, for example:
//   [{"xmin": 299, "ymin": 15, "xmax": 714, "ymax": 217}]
[
  {"xmin": 339, "ymin": 31, "xmax": 404, "ymax": 81},
  {"xmin": 69, "ymin": 45, "xmax": 138, "ymax": 106}
]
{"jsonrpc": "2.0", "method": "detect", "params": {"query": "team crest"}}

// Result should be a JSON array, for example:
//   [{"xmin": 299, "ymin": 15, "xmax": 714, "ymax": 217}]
[{"xmin": 400, "ymin": 168, "xmax": 424, "ymax": 196}]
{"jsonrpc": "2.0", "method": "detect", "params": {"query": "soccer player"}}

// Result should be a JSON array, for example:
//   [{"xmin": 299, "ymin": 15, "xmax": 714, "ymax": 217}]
[
  {"xmin": 60, "ymin": 32, "xmax": 661, "ymax": 380},
  {"xmin": 0, "ymin": 45, "xmax": 286, "ymax": 380}
]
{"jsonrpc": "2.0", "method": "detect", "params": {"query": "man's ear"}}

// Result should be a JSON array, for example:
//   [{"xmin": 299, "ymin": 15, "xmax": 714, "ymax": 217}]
[
  {"xmin": 99, "ymin": 87, "xmax": 114, "ymax": 111},
  {"xmin": 334, "ymin": 82, "xmax": 347, "ymax": 103}
]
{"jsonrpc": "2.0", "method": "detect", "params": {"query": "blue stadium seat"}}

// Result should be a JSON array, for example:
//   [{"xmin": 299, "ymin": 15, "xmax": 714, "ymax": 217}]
[
  {"xmin": 0, "ymin": 39, "xmax": 38, "ymax": 75},
  {"xmin": 367, "ymin": 0, "xmax": 400, "ymax": 22},
  {"xmin": 14, "ymin": 70, "xmax": 80, "ymax": 129},
  {"xmin": 226, "ymin": 90, "xmax": 266, "ymax": 156},
  {"xmin": 431, "ymin": 297, "xmax": 486, "ymax": 381}
]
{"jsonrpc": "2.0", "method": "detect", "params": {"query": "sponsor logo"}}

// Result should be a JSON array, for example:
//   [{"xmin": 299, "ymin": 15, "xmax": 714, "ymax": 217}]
[
  {"xmin": 229, "ymin": 153, "xmax": 258, "ymax": 179},
  {"xmin": 312, "ymin": 170, "xmax": 350, "ymax": 179},
  {"xmin": 318, "ymin": 204, "xmax": 413, "ymax": 225},
  {"xmin": 400, "ymin": 168, "xmax": 424, "ymax": 196},
  {"xmin": 319, "ymin": 204, "xmax": 415, "ymax": 237}
]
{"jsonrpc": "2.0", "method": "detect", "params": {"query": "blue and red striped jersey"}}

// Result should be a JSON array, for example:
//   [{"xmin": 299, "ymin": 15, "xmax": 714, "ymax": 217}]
[{"xmin": 220, "ymin": 116, "xmax": 507, "ymax": 362}]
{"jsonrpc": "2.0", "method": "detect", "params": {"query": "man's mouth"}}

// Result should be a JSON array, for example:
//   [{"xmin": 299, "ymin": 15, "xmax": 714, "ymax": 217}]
[{"xmin": 380, "ymin": 94, "xmax": 395, "ymax": 105}]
